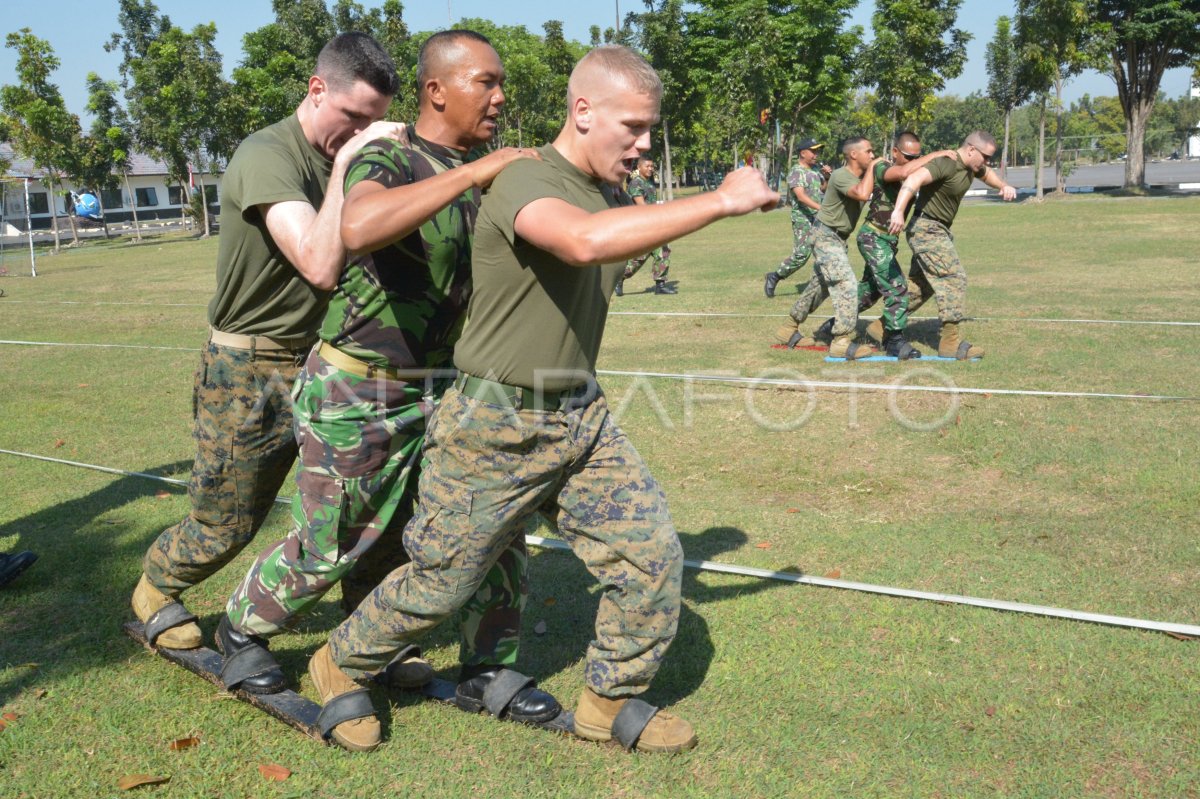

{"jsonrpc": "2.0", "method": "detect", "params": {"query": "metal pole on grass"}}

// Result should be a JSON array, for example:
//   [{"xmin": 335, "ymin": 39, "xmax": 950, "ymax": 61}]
[{"xmin": 24, "ymin": 178, "xmax": 36, "ymax": 277}]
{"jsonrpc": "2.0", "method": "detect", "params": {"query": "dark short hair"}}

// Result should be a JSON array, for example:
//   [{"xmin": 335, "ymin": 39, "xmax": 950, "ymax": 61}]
[
  {"xmin": 896, "ymin": 130, "xmax": 921, "ymax": 150},
  {"xmin": 316, "ymin": 32, "xmax": 399, "ymax": 97},
  {"xmin": 840, "ymin": 136, "xmax": 868, "ymax": 156},
  {"xmin": 417, "ymin": 30, "xmax": 494, "ymax": 91}
]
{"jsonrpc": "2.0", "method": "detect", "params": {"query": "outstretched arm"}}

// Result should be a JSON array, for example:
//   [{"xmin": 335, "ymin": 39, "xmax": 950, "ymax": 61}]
[
  {"xmin": 341, "ymin": 147, "xmax": 540, "ymax": 254},
  {"xmin": 980, "ymin": 167, "xmax": 1017, "ymax": 201},
  {"xmin": 882, "ymin": 149, "xmax": 955, "ymax": 183},
  {"xmin": 514, "ymin": 167, "xmax": 778, "ymax": 267}
]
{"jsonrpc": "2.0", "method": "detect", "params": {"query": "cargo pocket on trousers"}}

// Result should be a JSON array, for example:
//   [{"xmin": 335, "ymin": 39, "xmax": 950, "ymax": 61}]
[
  {"xmin": 294, "ymin": 470, "xmax": 349, "ymax": 565},
  {"xmin": 402, "ymin": 487, "xmax": 472, "ymax": 600},
  {"xmin": 190, "ymin": 452, "xmax": 241, "ymax": 530}
]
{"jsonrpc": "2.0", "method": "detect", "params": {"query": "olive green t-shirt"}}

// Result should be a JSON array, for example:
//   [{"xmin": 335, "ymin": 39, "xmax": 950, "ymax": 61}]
[
  {"xmin": 913, "ymin": 152, "xmax": 985, "ymax": 228},
  {"xmin": 454, "ymin": 144, "xmax": 627, "ymax": 392},
  {"xmin": 207, "ymin": 114, "xmax": 333, "ymax": 338},
  {"xmin": 816, "ymin": 166, "xmax": 865, "ymax": 238}
]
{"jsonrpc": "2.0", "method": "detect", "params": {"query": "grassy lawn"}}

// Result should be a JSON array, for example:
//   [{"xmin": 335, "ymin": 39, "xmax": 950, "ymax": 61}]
[{"xmin": 1, "ymin": 196, "xmax": 1198, "ymax": 798}]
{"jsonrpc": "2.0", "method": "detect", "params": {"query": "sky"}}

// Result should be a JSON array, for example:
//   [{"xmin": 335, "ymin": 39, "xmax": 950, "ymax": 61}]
[{"xmin": 1, "ymin": 0, "xmax": 1193, "ymax": 121}]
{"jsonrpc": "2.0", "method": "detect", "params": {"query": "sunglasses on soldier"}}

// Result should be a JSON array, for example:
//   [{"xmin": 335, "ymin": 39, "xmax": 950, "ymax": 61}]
[{"xmin": 898, "ymin": 149, "xmax": 921, "ymax": 159}]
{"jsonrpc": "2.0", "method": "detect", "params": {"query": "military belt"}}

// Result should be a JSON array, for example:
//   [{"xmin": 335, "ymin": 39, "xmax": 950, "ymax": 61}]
[
  {"xmin": 454, "ymin": 373, "xmax": 593, "ymax": 412},
  {"xmin": 318, "ymin": 342, "xmax": 429, "ymax": 383},
  {"xmin": 209, "ymin": 327, "xmax": 317, "ymax": 352}
]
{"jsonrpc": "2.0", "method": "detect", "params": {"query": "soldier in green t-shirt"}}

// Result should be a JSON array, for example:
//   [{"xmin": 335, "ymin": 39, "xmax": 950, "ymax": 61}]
[
  {"xmin": 773, "ymin": 137, "xmax": 882, "ymax": 359},
  {"xmin": 789, "ymin": 133, "xmax": 956, "ymax": 358},
  {"xmin": 316, "ymin": 45, "xmax": 777, "ymax": 755},
  {"xmin": 132, "ymin": 35, "xmax": 404, "ymax": 690},
  {"xmin": 617, "ymin": 155, "xmax": 674, "ymax": 295},
  {"xmin": 888, "ymin": 130, "xmax": 1017, "ymax": 359},
  {"xmin": 216, "ymin": 31, "xmax": 556, "ymax": 752}
]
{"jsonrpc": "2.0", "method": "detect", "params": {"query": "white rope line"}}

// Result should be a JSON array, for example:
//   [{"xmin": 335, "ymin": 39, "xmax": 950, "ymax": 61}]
[
  {"xmin": 607, "ymin": 311, "xmax": 1200, "ymax": 327},
  {"xmin": 2, "ymin": 300, "xmax": 1197, "ymax": 328},
  {"xmin": 596, "ymin": 369, "xmax": 1199, "ymax": 403},
  {"xmin": 1, "ymin": 447, "xmax": 1194, "ymax": 639},
  {"xmin": 0, "ymin": 338, "xmax": 1192, "ymax": 402}
]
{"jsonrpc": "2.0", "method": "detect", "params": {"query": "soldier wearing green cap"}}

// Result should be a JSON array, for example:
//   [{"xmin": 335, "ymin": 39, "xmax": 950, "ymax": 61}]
[{"xmin": 763, "ymin": 137, "xmax": 829, "ymax": 298}]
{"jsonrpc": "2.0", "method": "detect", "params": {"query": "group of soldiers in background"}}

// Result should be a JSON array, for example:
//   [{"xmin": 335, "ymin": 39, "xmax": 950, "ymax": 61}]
[{"xmin": 767, "ymin": 129, "xmax": 1017, "ymax": 359}]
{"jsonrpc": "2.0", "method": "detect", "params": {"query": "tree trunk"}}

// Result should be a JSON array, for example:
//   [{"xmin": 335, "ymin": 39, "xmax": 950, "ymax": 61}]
[
  {"xmin": 97, "ymin": 193, "xmax": 111, "ymax": 240},
  {"xmin": 662, "ymin": 117, "xmax": 674, "ymax": 201},
  {"xmin": 195, "ymin": 153, "xmax": 210, "ymax": 238},
  {"xmin": 1054, "ymin": 72, "xmax": 1066, "ymax": 194},
  {"xmin": 123, "ymin": 170, "xmax": 143, "ymax": 242},
  {"xmin": 1000, "ymin": 108, "xmax": 1011, "ymax": 180},
  {"xmin": 1035, "ymin": 96, "xmax": 1046, "ymax": 200},
  {"xmin": 1125, "ymin": 100, "xmax": 1151, "ymax": 189}
]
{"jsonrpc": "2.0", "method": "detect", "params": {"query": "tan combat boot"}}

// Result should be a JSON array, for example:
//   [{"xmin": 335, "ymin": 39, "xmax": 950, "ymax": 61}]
[
  {"xmin": 773, "ymin": 321, "xmax": 800, "ymax": 345},
  {"xmin": 938, "ymin": 321, "xmax": 984, "ymax": 359},
  {"xmin": 864, "ymin": 318, "xmax": 885, "ymax": 346},
  {"xmin": 829, "ymin": 334, "xmax": 877, "ymax": 360},
  {"xmin": 131, "ymin": 574, "xmax": 202, "ymax": 649},
  {"xmin": 574, "ymin": 688, "xmax": 698, "ymax": 753},
  {"xmin": 309, "ymin": 644, "xmax": 381, "ymax": 752}
]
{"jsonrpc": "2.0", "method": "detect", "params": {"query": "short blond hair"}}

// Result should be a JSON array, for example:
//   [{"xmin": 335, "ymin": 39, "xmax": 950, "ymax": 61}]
[{"xmin": 567, "ymin": 45, "xmax": 663, "ymax": 108}]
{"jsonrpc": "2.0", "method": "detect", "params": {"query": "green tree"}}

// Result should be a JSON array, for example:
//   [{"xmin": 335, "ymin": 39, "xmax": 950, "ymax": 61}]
[
  {"xmin": 858, "ymin": 0, "xmax": 970, "ymax": 140},
  {"xmin": 85, "ymin": 72, "xmax": 143, "ymax": 240},
  {"xmin": 921, "ymin": 92, "xmax": 1003, "ymax": 152},
  {"xmin": 1090, "ymin": 0, "xmax": 1200, "ymax": 188},
  {"xmin": 124, "ymin": 21, "xmax": 230, "ymax": 236},
  {"xmin": 686, "ymin": 0, "xmax": 860, "ymax": 185},
  {"xmin": 0, "ymin": 28, "xmax": 84, "ymax": 250},
  {"xmin": 1015, "ymin": 0, "xmax": 1093, "ymax": 196},
  {"xmin": 985, "ymin": 15, "xmax": 1027, "ymax": 176}
]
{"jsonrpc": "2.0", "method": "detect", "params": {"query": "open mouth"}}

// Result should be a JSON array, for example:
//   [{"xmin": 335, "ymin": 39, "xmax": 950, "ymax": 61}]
[{"xmin": 621, "ymin": 158, "xmax": 637, "ymax": 173}]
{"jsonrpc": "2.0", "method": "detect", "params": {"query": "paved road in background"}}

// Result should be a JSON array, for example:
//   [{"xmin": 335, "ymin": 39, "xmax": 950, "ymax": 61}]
[{"xmin": 982, "ymin": 160, "xmax": 1200, "ymax": 190}]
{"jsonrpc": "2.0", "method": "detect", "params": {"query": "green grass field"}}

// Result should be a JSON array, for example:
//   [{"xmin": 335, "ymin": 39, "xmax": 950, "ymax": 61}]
[{"xmin": 1, "ymin": 195, "xmax": 1198, "ymax": 798}]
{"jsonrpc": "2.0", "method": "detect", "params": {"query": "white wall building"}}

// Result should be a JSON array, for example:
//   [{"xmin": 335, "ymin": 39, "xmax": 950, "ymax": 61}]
[{"xmin": 1, "ymin": 143, "xmax": 222, "ymax": 234}]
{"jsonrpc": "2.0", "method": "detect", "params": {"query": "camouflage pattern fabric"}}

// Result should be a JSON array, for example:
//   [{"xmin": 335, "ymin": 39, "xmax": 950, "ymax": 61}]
[
  {"xmin": 855, "ymin": 224, "xmax": 910, "ymax": 333},
  {"xmin": 624, "ymin": 244, "xmax": 671, "ymax": 283},
  {"xmin": 907, "ymin": 217, "xmax": 965, "ymax": 322},
  {"xmin": 329, "ymin": 385, "xmax": 684, "ymax": 698},
  {"xmin": 225, "ymin": 351, "xmax": 528, "ymax": 663},
  {"xmin": 320, "ymin": 133, "xmax": 479, "ymax": 369},
  {"xmin": 810, "ymin": 225, "xmax": 860, "ymax": 337},
  {"xmin": 143, "ymin": 340, "xmax": 304, "ymax": 596},
  {"xmin": 625, "ymin": 174, "xmax": 670, "ymax": 283},
  {"xmin": 773, "ymin": 163, "xmax": 824, "ymax": 280}
]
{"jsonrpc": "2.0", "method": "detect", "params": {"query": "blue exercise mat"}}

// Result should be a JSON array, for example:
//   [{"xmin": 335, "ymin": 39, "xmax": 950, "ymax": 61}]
[{"xmin": 824, "ymin": 355, "xmax": 981, "ymax": 363}]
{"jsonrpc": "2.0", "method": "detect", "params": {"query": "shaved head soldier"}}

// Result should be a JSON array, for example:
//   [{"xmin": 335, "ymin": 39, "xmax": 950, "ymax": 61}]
[
  {"xmin": 888, "ymin": 130, "xmax": 1017, "ymax": 359},
  {"xmin": 311, "ymin": 45, "xmax": 778, "ymax": 753}
]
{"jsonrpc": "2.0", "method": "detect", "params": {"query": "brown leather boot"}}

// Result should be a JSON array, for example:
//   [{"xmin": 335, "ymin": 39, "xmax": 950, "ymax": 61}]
[
  {"xmin": 574, "ymin": 688, "xmax": 697, "ymax": 753},
  {"xmin": 132, "ymin": 574, "xmax": 202, "ymax": 649},
  {"xmin": 829, "ymin": 334, "xmax": 877, "ymax": 360},
  {"xmin": 938, "ymin": 321, "xmax": 984, "ymax": 359},
  {"xmin": 309, "ymin": 644, "xmax": 381, "ymax": 752}
]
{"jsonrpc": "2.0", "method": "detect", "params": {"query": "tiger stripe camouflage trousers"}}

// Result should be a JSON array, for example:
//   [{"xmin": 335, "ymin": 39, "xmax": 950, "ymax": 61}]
[
  {"xmin": 225, "ymin": 348, "xmax": 528, "ymax": 668},
  {"xmin": 328, "ymin": 383, "xmax": 684, "ymax": 697}
]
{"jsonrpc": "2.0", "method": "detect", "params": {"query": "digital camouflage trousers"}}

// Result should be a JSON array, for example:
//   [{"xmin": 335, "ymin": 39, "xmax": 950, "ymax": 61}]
[
  {"xmin": 143, "ymin": 340, "xmax": 304, "ymax": 596},
  {"xmin": 907, "ymin": 217, "xmax": 966, "ymax": 322},
  {"xmin": 225, "ymin": 348, "xmax": 527, "ymax": 668},
  {"xmin": 329, "ymin": 383, "xmax": 683, "ymax": 698}
]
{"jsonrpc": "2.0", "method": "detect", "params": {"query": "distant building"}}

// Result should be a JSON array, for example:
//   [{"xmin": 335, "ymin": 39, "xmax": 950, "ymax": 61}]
[{"xmin": 0, "ymin": 143, "xmax": 223, "ymax": 233}]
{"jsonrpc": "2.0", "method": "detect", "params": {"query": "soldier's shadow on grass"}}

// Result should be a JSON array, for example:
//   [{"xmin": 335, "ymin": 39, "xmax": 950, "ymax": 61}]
[
  {"xmin": 0, "ymin": 460, "xmax": 192, "ymax": 706},
  {"xmin": 425, "ymin": 526, "xmax": 793, "ymax": 712}
]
